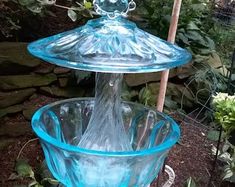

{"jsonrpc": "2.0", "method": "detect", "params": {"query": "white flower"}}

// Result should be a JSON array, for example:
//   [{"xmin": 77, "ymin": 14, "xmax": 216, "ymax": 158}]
[{"xmin": 213, "ymin": 92, "xmax": 235, "ymax": 103}]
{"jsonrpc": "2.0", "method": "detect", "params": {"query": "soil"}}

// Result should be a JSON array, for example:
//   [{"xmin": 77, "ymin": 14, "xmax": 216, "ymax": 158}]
[{"xmin": 0, "ymin": 94, "xmax": 222, "ymax": 187}]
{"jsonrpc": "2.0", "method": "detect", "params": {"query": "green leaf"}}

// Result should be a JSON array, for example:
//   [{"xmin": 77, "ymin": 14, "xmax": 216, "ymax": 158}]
[
  {"xmin": 178, "ymin": 33, "xmax": 190, "ymax": 45},
  {"xmin": 197, "ymin": 48, "xmax": 213, "ymax": 55},
  {"xmin": 185, "ymin": 177, "xmax": 197, "ymax": 187},
  {"xmin": 41, "ymin": 177, "xmax": 59, "ymax": 185},
  {"xmin": 15, "ymin": 160, "xmax": 34, "ymax": 178},
  {"xmin": 8, "ymin": 173, "xmax": 20, "ymax": 180},
  {"xmin": 74, "ymin": 70, "xmax": 92, "ymax": 84},
  {"xmin": 185, "ymin": 30, "xmax": 203, "ymax": 42},
  {"xmin": 219, "ymin": 152, "xmax": 232, "ymax": 163},
  {"xmin": 228, "ymin": 174, "xmax": 235, "ymax": 183},
  {"xmin": 27, "ymin": 4, "xmax": 42, "ymax": 13},
  {"xmin": 190, "ymin": 3, "xmax": 206, "ymax": 11},
  {"xmin": 139, "ymin": 86, "xmax": 152, "ymax": 106},
  {"xmin": 67, "ymin": 9, "xmax": 77, "ymax": 22},
  {"xmin": 84, "ymin": 1, "xmax": 92, "ymax": 9},
  {"xmin": 28, "ymin": 180, "xmax": 38, "ymax": 187},
  {"xmin": 207, "ymin": 130, "xmax": 220, "ymax": 141},
  {"xmin": 18, "ymin": 0, "xmax": 35, "ymax": 6},
  {"xmin": 222, "ymin": 142, "xmax": 231, "ymax": 152},
  {"xmin": 187, "ymin": 21, "xmax": 200, "ymax": 31},
  {"xmin": 204, "ymin": 36, "xmax": 215, "ymax": 50},
  {"xmin": 164, "ymin": 97, "xmax": 178, "ymax": 110},
  {"xmin": 222, "ymin": 165, "xmax": 234, "ymax": 180}
]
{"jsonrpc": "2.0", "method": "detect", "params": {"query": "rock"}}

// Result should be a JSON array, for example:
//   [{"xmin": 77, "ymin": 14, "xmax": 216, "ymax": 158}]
[
  {"xmin": 148, "ymin": 82, "xmax": 195, "ymax": 108},
  {"xmin": 53, "ymin": 67, "xmax": 71, "ymax": 74},
  {"xmin": 58, "ymin": 78, "xmax": 69, "ymax": 87},
  {"xmin": 0, "ymin": 42, "xmax": 41, "ymax": 75},
  {"xmin": 29, "ymin": 93, "xmax": 38, "ymax": 100},
  {"xmin": 0, "ymin": 138, "xmax": 15, "ymax": 150},
  {"xmin": 124, "ymin": 65, "xmax": 197, "ymax": 87},
  {"xmin": 0, "ymin": 74, "xmax": 57, "ymax": 90},
  {"xmin": 0, "ymin": 122, "xmax": 31, "ymax": 137},
  {"xmin": 207, "ymin": 52, "xmax": 228, "ymax": 75},
  {"xmin": 0, "ymin": 88, "xmax": 36, "ymax": 108},
  {"xmin": 23, "ymin": 106, "xmax": 38, "ymax": 121},
  {"xmin": 40, "ymin": 86, "xmax": 85, "ymax": 98},
  {"xmin": 0, "ymin": 104, "xmax": 24, "ymax": 118},
  {"xmin": 124, "ymin": 69, "xmax": 179, "ymax": 87},
  {"xmin": 34, "ymin": 64, "xmax": 55, "ymax": 74},
  {"xmin": 176, "ymin": 63, "xmax": 195, "ymax": 79},
  {"xmin": 139, "ymin": 82, "xmax": 194, "ymax": 109},
  {"xmin": 56, "ymin": 72, "xmax": 71, "ymax": 78}
]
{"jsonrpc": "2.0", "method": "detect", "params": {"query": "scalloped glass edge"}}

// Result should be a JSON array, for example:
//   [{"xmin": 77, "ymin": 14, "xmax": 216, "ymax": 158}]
[{"xmin": 32, "ymin": 98, "xmax": 180, "ymax": 157}]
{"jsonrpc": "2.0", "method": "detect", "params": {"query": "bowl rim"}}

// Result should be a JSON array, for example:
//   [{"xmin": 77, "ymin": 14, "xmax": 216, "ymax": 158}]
[{"xmin": 32, "ymin": 97, "xmax": 180, "ymax": 157}]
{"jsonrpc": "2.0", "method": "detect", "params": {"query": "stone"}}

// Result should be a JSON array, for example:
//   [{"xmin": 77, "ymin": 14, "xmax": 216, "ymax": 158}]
[
  {"xmin": 124, "ymin": 65, "xmax": 197, "ymax": 87},
  {"xmin": 29, "ymin": 93, "xmax": 38, "ymax": 100},
  {"xmin": 40, "ymin": 86, "xmax": 85, "ymax": 98},
  {"xmin": 207, "ymin": 52, "xmax": 228, "ymax": 75},
  {"xmin": 176, "ymin": 62, "xmax": 195, "ymax": 79},
  {"xmin": 0, "ymin": 122, "xmax": 31, "ymax": 137},
  {"xmin": 23, "ymin": 106, "xmax": 38, "ymax": 121},
  {"xmin": 147, "ymin": 82, "xmax": 194, "ymax": 108},
  {"xmin": 0, "ymin": 74, "xmax": 57, "ymax": 90},
  {"xmin": 56, "ymin": 72, "xmax": 71, "ymax": 78},
  {"xmin": 124, "ymin": 69, "xmax": 179, "ymax": 87},
  {"xmin": 58, "ymin": 77, "xmax": 69, "ymax": 87},
  {"xmin": 0, "ymin": 42, "xmax": 41, "ymax": 75},
  {"xmin": 34, "ymin": 64, "xmax": 55, "ymax": 74},
  {"xmin": 0, "ymin": 88, "xmax": 36, "ymax": 109},
  {"xmin": 53, "ymin": 67, "xmax": 71, "ymax": 74},
  {"xmin": 0, "ymin": 104, "xmax": 24, "ymax": 118}
]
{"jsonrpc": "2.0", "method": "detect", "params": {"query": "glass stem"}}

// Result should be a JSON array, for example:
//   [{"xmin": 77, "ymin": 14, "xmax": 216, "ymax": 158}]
[{"xmin": 78, "ymin": 73, "xmax": 133, "ymax": 151}]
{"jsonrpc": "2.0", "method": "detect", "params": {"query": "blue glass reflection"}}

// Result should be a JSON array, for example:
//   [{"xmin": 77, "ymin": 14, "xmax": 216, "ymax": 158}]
[{"xmin": 28, "ymin": 17, "xmax": 191, "ymax": 73}]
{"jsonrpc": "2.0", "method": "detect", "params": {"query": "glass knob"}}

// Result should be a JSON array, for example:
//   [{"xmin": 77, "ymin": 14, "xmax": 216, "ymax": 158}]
[{"xmin": 93, "ymin": 0, "xmax": 136, "ymax": 19}]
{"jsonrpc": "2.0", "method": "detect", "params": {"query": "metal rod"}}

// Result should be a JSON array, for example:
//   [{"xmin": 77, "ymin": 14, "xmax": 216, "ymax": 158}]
[
  {"xmin": 227, "ymin": 49, "xmax": 235, "ymax": 95},
  {"xmin": 207, "ymin": 126, "xmax": 223, "ymax": 186},
  {"xmin": 156, "ymin": 1, "xmax": 183, "ymax": 186},
  {"xmin": 157, "ymin": 0, "xmax": 182, "ymax": 112}
]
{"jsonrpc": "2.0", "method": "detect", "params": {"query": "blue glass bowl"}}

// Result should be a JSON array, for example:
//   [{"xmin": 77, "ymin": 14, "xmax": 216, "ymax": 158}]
[{"xmin": 32, "ymin": 98, "xmax": 180, "ymax": 187}]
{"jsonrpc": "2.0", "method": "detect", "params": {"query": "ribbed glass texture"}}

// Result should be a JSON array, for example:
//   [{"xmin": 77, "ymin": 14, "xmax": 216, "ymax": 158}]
[
  {"xmin": 32, "ymin": 98, "xmax": 180, "ymax": 187},
  {"xmin": 28, "ymin": 17, "xmax": 191, "ymax": 73},
  {"xmin": 93, "ymin": 0, "xmax": 129, "ymax": 17},
  {"xmin": 78, "ymin": 73, "xmax": 133, "ymax": 151}
]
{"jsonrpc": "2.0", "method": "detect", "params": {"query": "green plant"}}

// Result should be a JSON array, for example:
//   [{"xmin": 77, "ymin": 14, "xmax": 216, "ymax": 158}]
[
  {"xmin": 0, "ymin": 0, "xmax": 21, "ymax": 37},
  {"xmin": 133, "ymin": 0, "xmax": 216, "ymax": 63},
  {"xmin": 132, "ymin": 0, "xmax": 228, "ymax": 113},
  {"xmin": 8, "ymin": 159, "xmax": 58, "ymax": 187},
  {"xmin": 185, "ymin": 177, "xmax": 197, "ymax": 187},
  {"xmin": 212, "ymin": 141, "xmax": 235, "ymax": 183},
  {"xmin": 17, "ymin": 0, "xmax": 95, "ymax": 20},
  {"xmin": 212, "ymin": 93, "xmax": 235, "ymax": 136},
  {"xmin": 0, "ymin": 0, "xmax": 94, "ymax": 38}
]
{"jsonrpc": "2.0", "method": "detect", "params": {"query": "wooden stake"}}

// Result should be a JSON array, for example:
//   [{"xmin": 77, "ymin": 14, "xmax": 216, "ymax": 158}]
[{"xmin": 157, "ymin": 0, "xmax": 183, "ymax": 112}]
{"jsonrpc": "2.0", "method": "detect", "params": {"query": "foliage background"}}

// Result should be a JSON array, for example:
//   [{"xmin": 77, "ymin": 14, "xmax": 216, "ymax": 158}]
[{"xmin": 0, "ymin": 0, "xmax": 234, "ymax": 115}]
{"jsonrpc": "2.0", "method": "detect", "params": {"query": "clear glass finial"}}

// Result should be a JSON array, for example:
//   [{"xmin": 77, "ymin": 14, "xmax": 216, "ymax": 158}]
[{"xmin": 93, "ymin": 0, "xmax": 136, "ymax": 18}]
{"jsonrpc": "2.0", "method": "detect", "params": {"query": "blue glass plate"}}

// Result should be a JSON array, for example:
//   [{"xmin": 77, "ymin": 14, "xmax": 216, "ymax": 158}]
[{"xmin": 28, "ymin": 17, "xmax": 191, "ymax": 73}]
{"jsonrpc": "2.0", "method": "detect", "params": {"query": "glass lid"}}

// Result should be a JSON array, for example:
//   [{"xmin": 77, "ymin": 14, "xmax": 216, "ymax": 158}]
[{"xmin": 28, "ymin": 0, "xmax": 191, "ymax": 73}]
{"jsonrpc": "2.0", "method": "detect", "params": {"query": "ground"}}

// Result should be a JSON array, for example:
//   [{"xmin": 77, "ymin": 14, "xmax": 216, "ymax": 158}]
[{"xmin": 0, "ymin": 94, "xmax": 222, "ymax": 187}]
